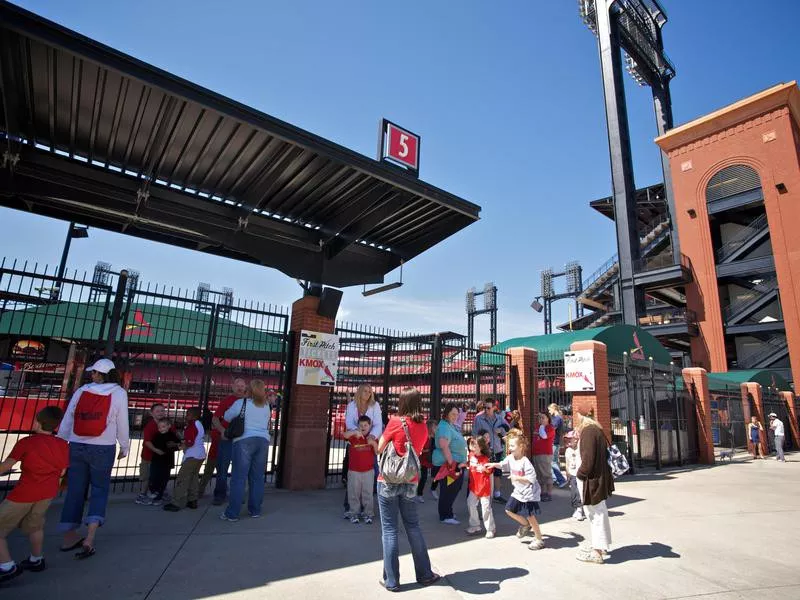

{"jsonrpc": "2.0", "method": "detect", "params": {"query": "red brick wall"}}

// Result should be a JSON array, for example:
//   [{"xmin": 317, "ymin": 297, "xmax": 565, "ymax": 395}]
[
  {"xmin": 507, "ymin": 347, "xmax": 537, "ymax": 454},
  {"xmin": 682, "ymin": 368, "xmax": 715, "ymax": 464},
  {"xmin": 741, "ymin": 382, "xmax": 768, "ymax": 457},
  {"xmin": 781, "ymin": 391, "xmax": 800, "ymax": 448},
  {"xmin": 569, "ymin": 341, "xmax": 611, "ymax": 433}
]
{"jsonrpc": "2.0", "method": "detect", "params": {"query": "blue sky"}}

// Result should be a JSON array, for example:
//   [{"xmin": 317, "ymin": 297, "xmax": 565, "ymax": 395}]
[{"xmin": 2, "ymin": 0, "xmax": 798, "ymax": 341}]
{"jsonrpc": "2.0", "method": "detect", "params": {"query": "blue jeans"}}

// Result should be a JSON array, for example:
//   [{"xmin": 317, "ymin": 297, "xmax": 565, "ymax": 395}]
[
  {"xmin": 552, "ymin": 444, "xmax": 566, "ymax": 486},
  {"xmin": 59, "ymin": 443, "xmax": 116, "ymax": 531},
  {"xmin": 214, "ymin": 439, "xmax": 233, "ymax": 502},
  {"xmin": 224, "ymin": 437, "xmax": 268, "ymax": 518},
  {"xmin": 377, "ymin": 483, "xmax": 434, "ymax": 588}
]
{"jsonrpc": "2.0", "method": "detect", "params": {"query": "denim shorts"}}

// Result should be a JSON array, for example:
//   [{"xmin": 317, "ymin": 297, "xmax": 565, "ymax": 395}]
[{"xmin": 505, "ymin": 496, "xmax": 540, "ymax": 516}]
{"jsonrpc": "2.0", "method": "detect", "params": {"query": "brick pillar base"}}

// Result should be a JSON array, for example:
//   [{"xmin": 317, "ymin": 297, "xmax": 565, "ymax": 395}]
[
  {"xmin": 507, "ymin": 347, "xmax": 537, "ymax": 452},
  {"xmin": 569, "ymin": 341, "xmax": 611, "ymax": 433},
  {"xmin": 282, "ymin": 296, "xmax": 335, "ymax": 491},
  {"xmin": 781, "ymin": 391, "xmax": 800, "ymax": 448},
  {"xmin": 682, "ymin": 368, "xmax": 714, "ymax": 465},
  {"xmin": 742, "ymin": 382, "xmax": 767, "ymax": 457}
]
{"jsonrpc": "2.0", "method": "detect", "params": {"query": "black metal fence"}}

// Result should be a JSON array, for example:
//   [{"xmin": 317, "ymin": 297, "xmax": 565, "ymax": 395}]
[
  {"xmin": 709, "ymin": 382, "xmax": 747, "ymax": 452},
  {"xmin": 325, "ymin": 322, "xmax": 512, "ymax": 487},
  {"xmin": 763, "ymin": 387, "xmax": 794, "ymax": 452},
  {"xmin": 0, "ymin": 258, "xmax": 289, "ymax": 497}
]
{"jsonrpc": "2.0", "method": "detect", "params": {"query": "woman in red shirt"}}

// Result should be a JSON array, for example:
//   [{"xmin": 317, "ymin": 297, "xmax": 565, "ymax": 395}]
[
  {"xmin": 532, "ymin": 413, "xmax": 556, "ymax": 501},
  {"xmin": 376, "ymin": 388, "xmax": 440, "ymax": 592}
]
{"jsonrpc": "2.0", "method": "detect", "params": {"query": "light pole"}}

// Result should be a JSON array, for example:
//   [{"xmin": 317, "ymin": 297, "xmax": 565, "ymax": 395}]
[{"xmin": 53, "ymin": 222, "xmax": 88, "ymax": 300}]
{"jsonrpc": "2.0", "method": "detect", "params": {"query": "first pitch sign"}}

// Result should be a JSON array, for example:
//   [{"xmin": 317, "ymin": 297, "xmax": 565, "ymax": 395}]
[
  {"xmin": 564, "ymin": 349, "xmax": 595, "ymax": 392},
  {"xmin": 379, "ymin": 119, "xmax": 420, "ymax": 175},
  {"xmin": 297, "ymin": 330, "xmax": 339, "ymax": 387}
]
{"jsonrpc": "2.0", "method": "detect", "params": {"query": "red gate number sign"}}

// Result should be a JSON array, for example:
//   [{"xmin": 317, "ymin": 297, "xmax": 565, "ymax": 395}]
[{"xmin": 385, "ymin": 123, "xmax": 419, "ymax": 171}]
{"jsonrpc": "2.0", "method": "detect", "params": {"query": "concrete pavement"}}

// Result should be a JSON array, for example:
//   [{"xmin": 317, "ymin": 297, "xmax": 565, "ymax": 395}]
[{"xmin": 5, "ymin": 451, "xmax": 800, "ymax": 599}]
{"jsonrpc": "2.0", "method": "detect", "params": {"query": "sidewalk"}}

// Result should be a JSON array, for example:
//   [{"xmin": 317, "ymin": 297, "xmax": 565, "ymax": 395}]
[{"xmin": 5, "ymin": 455, "xmax": 800, "ymax": 599}]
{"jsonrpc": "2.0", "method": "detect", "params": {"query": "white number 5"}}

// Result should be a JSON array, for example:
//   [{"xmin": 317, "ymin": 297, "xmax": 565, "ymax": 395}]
[{"xmin": 398, "ymin": 134, "xmax": 409, "ymax": 158}]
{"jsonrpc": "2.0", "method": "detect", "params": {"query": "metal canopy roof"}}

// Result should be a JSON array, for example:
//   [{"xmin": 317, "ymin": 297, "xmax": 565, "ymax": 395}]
[
  {"xmin": 0, "ymin": 2, "xmax": 480, "ymax": 287},
  {"xmin": 589, "ymin": 182, "xmax": 666, "ymax": 226}
]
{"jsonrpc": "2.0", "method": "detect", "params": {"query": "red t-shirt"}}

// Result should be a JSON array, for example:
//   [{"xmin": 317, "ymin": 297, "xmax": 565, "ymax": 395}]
[
  {"xmin": 348, "ymin": 434, "xmax": 376, "ymax": 472},
  {"xmin": 8, "ymin": 434, "xmax": 70, "ymax": 502},
  {"xmin": 532, "ymin": 424, "xmax": 555, "ymax": 455},
  {"xmin": 210, "ymin": 394, "xmax": 240, "ymax": 443},
  {"xmin": 141, "ymin": 418, "xmax": 158, "ymax": 461},
  {"xmin": 378, "ymin": 416, "xmax": 428, "ymax": 483},
  {"xmin": 468, "ymin": 452, "xmax": 492, "ymax": 498}
]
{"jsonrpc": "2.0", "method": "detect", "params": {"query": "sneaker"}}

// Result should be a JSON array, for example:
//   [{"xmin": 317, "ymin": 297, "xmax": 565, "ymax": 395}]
[
  {"xmin": 579, "ymin": 543, "xmax": 610, "ymax": 557},
  {"xmin": 528, "ymin": 538, "xmax": 545, "ymax": 551},
  {"xmin": 364, "ymin": 516, "xmax": 373, "ymax": 525},
  {"xmin": 516, "ymin": 525, "xmax": 531, "ymax": 538},
  {"xmin": 150, "ymin": 498, "xmax": 163, "ymax": 507},
  {"xmin": 249, "ymin": 513, "xmax": 261, "ymax": 519},
  {"xmin": 441, "ymin": 518, "xmax": 460, "ymax": 525},
  {"xmin": 163, "ymin": 504, "xmax": 180, "ymax": 512},
  {"xmin": 140, "ymin": 497, "xmax": 154, "ymax": 506},
  {"xmin": 20, "ymin": 557, "xmax": 46, "ymax": 572},
  {"xmin": 351, "ymin": 516, "xmax": 360, "ymax": 524},
  {"xmin": 431, "ymin": 489, "xmax": 439, "ymax": 500},
  {"xmin": 485, "ymin": 531, "xmax": 496, "ymax": 539},
  {"xmin": 576, "ymin": 550, "xmax": 604, "ymax": 563},
  {"xmin": 0, "ymin": 563, "xmax": 22, "ymax": 583},
  {"xmin": 541, "ymin": 493, "xmax": 552, "ymax": 502},
  {"xmin": 135, "ymin": 493, "xmax": 148, "ymax": 505},
  {"xmin": 572, "ymin": 508, "xmax": 586, "ymax": 521},
  {"xmin": 186, "ymin": 501, "xmax": 198, "ymax": 510},
  {"xmin": 219, "ymin": 513, "xmax": 239, "ymax": 523},
  {"xmin": 414, "ymin": 496, "xmax": 425, "ymax": 504},
  {"xmin": 465, "ymin": 526, "xmax": 481, "ymax": 535},
  {"xmin": 493, "ymin": 495, "xmax": 507, "ymax": 504},
  {"xmin": 343, "ymin": 511, "xmax": 351, "ymax": 520},
  {"xmin": 557, "ymin": 480, "xmax": 568, "ymax": 489}
]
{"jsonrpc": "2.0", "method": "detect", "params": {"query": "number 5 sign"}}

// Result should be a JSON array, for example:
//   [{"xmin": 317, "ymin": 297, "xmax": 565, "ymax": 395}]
[{"xmin": 379, "ymin": 119, "xmax": 420, "ymax": 176}]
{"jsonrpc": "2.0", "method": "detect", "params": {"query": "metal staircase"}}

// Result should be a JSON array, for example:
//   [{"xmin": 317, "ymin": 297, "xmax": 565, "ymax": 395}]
[
  {"xmin": 716, "ymin": 214, "xmax": 770, "ymax": 264},
  {"xmin": 737, "ymin": 334, "xmax": 788, "ymax": 369},
  {"xmin": 722, "ymin": 276, "xmax": 779, "ymax": 325}
]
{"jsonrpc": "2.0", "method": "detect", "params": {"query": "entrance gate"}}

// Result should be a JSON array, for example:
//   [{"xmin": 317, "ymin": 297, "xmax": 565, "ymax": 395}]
[{"xmin": 763, "ymin": 388, "xmax": 794, "ymax": 451}]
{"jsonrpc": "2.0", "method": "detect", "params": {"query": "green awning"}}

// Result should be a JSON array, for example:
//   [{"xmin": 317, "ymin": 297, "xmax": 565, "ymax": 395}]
[
  {"xmin": 0, "ymin": 302, "xmax": 284, "ymax": 354},
  {"xmin": 706, "ymin": 370, "xmax": 790, "ymax": 392},
  {"xmin": 486, "ymin": 324, "xmax": 672, "ymax": 365}
]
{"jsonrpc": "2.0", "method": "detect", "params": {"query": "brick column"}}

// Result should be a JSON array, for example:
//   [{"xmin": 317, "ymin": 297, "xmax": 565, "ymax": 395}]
[
  {"xmin": 741, "ymin": 382, "xmax": 767, "ymax": 457},
  {"xmin": 568, "ymin": 341, "xmax": 611, "ymax": 433},
  {"xmin": 507, "ymin": 347, "xmax": 537, "ymax": 451},
  {"xmin": 281, "ymin": 295, "xmax": 335, "ymax": 491},
  {"xmin": 682, "ymin": 368, "xmax": 715, "ymax": 465},
  {"xmin": 780, "ymin": 391, "xmax": 799, "ymax": 449}
]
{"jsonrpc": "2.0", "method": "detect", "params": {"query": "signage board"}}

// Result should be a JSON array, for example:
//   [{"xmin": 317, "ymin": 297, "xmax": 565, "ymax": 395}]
[
  {"xmin": 297, "ymin": 330, "xmax": 339, "ymax": 387},
  {"xmin": 379, "ymin": 119, "xmax": 420, "ymax": 175},
  {"xmin": 564, "ymin": 349, "xmax": 595, "ymax": 392}
]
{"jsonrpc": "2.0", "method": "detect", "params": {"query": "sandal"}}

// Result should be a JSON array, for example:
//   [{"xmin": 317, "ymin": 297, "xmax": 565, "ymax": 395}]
[
  {"xmin": 418, "ymin": 573, "xmax": 441, "ymax": 586},
  {"xmin": 60, "ymin": 537, "xmax": 85, "ymax": 552},
  {"xmin": 75, "ymin": 545, "xmax": 96, "ymax": 560}
]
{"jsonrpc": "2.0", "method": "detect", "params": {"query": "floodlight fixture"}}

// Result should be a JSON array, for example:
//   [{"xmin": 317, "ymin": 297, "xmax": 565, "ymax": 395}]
[{"xmin": 531, "ymin": 298, "xmax": 543, "ymax": 313}]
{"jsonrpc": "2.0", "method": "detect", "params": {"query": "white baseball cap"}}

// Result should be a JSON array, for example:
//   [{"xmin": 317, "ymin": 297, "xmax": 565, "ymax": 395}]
[
  {"xmin": 768, "ymin": 412, "xmax": 777, "ymax": 418},
  {"xmin": 85, "ymin": 358, "xmax": 116, "ymax": 374}
]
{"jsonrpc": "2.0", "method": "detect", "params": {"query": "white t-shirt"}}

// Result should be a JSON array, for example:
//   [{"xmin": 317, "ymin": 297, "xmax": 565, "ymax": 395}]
[
  {"xmin": 183, "ymin": 420, "xmax": 206, "ymax": 461},
  {"xmin": 772, "ymin": 418, "xmax": 785, "ymax": 437},
  {"xmin": 499, "ymin": 454, "xmax": 540, "ymax": 502},
  {"xmin": 565, "ymin": 447, "xmax": 579, "ymax": 477}
]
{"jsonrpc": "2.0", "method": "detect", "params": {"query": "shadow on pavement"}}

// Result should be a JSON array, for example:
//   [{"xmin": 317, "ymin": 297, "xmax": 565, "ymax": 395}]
[
  {"xmin": 445, "ymin": 567, "xmax": 528, "ymax": 595},
  {"xmin": 604, "ymin": 542, "xmax": 680, "ymax": 564},
  {"xmin": 542, "ymin": 531, "xmax": 584, "ymax": 549}
]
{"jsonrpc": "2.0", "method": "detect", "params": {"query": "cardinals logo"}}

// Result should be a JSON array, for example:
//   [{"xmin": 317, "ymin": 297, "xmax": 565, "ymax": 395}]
[
  {"xmin": 630, "ymin": 331, "xmax": 645, "ymax": 360},
  {"xmin": 124, "ymin": 309, "xmax": 152, "ymax": 337}
]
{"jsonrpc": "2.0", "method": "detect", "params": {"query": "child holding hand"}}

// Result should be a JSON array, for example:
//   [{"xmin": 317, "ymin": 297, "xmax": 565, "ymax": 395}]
[{"xmin": 465, "ymin": 436, "xmax": 496, "ymax": 538}]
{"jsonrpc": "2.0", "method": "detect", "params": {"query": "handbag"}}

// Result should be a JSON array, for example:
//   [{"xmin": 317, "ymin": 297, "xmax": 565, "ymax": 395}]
[
  {"xmin": 606, "ymin": 441, "xmax": 630, "ymax": 478},
  {"xmin": 224, "ymin": 398, "xmax": 247, "ymax": 440},
  {"xmin": 379, "ymin": 418, "xmax": 421, "ymax": 485}
]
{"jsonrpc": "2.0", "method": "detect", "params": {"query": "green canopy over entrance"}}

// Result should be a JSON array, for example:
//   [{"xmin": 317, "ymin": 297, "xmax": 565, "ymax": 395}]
[
  {"xmin": 706, "ymin": 370, "xmax": 791, "ymax": 392},
  {"xmin": 488, "ymin": 324, "xmax": 672, "ymax": 365}
]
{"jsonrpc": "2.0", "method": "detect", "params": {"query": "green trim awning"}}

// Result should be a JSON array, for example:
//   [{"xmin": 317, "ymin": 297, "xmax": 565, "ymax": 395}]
[
  {"xmin": 487, "ymin": 324, "xmax": 672, "ymax": 365},
  {"xmin": 706, "ymin": 370, "xmax": 790, "ymax": 392}
]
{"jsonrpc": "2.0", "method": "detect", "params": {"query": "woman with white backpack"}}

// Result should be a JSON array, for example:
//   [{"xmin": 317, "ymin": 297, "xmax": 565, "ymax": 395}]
[{"xmin": 376, "ymin": 388, "xmax": 440, "ymax": 592}]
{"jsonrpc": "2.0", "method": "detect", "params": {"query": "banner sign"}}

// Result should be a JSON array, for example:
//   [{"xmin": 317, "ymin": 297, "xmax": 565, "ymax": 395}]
[
  {"xmin": 564, "ymin": 349, "xmax": 595, "ymax": 392},
  {"xmin": 297, "ymin": 330, "xmax": 339, "ymax": 387},
  {"xmin": 379, "ymin": 118, "xmax": 420, "ymax": 175}
]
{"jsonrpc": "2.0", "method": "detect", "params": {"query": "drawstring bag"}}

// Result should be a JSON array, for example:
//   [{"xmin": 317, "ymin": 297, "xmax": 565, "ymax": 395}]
[{"xmin": 379, "ymin": 418, "xmax": 420, "ymax": 484}]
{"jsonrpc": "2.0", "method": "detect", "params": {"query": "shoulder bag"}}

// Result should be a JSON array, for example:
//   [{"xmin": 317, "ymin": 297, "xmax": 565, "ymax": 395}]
[
  {"xmin": 379, "ymin": 418, "xmax": 421, "ymax": 485},
  {"xmin": 224, "ymin": 398, "xmax": 247, "ymax": 440},
  {"xmin": 605, "ymin": 431, "xmax": 630, "ymax": 478}
]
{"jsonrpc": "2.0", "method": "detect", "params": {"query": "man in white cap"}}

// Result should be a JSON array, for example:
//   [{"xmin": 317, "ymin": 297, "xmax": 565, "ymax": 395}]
[{"xmin": 768, "ymin": 413, "xmax": 786, "ymax": 462}]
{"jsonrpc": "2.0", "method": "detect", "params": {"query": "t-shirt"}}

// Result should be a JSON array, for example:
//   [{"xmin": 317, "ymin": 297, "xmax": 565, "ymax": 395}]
[
  {"xmin": 211, "ymin": 394, "xmax": 240, "ymax": 442},
  {"xmin": 772, "ymin": 418, "xmax": 785, "ymax": 437},
  {"xmin": 432, "ymin": 420, "xmax": 468, "ymax": 466},
  {"xmin": 8, "ymin": 433, "xmax": 70, "ymax": 502},
  {"xmin": 151, "ymin": 430, "xmax": 181, "ymax": 468},
  {"xmin": 141, "ymin": 418, "xmax": 158, "ymax": 461},
  {"xmin": 182, "ymin": 420, "xmax": 206, "ymax": 462},
  {"xmin": 348, "ymin": 434, "xmax": 376, "ymax": 472},
  {"xmin": 467, "ymin": 452, "xmax": 492, "ymax": 498},
  {"xmin": 378, "ymin": 416, "xmax": 428, "ymax": 483},
  {"xmin": 223, "ymin": 399, "xmax": 271, "ymax": 443},
  {"xmin": 532, "ymin": 424, "xmax": 555, "ymax": 456},
  {"xmin": 551, "ymin": 414, "xmax": 564, "ymax": 445},
  {"xmin": 499, "ymin": 454, "xmax": 540, "ymax": 502},
  {"xmin": 565, "ymin": 446, "xmax": 579, "ymax": 477}
]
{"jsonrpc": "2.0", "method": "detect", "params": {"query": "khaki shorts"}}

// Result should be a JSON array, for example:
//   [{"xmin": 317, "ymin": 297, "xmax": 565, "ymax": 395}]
[
  {"xmin": 140, "ymin": 460, "xmax": 151, "ymax": 485},
  {"xmin": 533, "ymin": 454, "xmax": 552, "ymax": 486},
  {"xmin": 0, "ymin": 498, "xmax": 51, "ymax": 536}
]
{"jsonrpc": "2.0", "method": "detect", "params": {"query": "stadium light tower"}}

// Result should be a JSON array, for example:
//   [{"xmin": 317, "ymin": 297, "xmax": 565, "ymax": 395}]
[
  {"xmin": 466, "ymin": 282, "xmax": 498, "ymax": 348},
  {"xmin": 578, "ymin": 0, "xmax": 679, "ymax": 325}
]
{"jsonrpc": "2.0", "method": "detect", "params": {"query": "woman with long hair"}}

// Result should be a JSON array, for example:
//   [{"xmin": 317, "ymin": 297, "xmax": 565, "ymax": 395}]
[
  {"xmin": 221, "ymin": 379, "xmax": 275, "ymax": 521},
  {"xmin": 376, "ymin": 388, "xmax": 439, "ymax": 591},
  {"xmin": 574, "ymin": 409, "xmax": 614, "ymax": 564},
  {"xmin": 432, "ymin": 403, "xmax": 468, "ymax": 525},
  {"xmin": 342, "ymin": 383, "xmax": 383, "ymax": 517},
  {"xmin": 58, "ymin": 359, "xmax": 130, "ymax": 559}
]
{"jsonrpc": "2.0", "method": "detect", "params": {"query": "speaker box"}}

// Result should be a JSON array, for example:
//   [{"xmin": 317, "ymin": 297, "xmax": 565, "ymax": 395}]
[{"xmin": 317, "ymin": 287, "xmax": 343, "ymax": 319}]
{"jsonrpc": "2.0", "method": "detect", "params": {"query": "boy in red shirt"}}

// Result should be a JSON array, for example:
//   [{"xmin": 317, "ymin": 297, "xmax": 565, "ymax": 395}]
[
  {"xmin": 343, "ymin": 416, "xmax": 378, "ymax": 524},
  {"xmin": 465, "ymin": 436, "xmax": 496, "ymax": 538},
  {"xmin": 0, "ymin": 406, "xmax": 69, "ymax": 581},
  {"xmin": 136, "ymin": 403, "xmax": 167, "ymax": 504}
]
